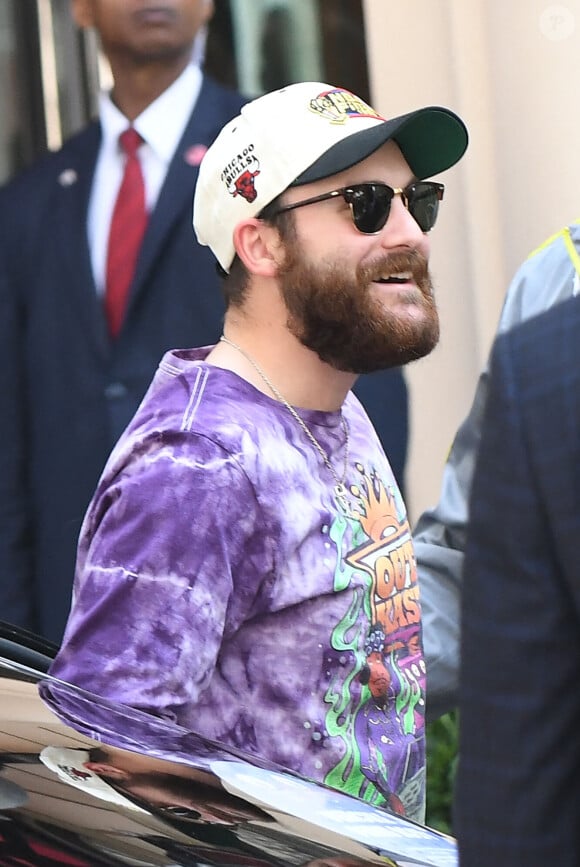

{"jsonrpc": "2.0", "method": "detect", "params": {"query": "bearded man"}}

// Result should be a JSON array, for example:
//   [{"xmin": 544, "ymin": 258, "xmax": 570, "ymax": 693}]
[{"xmin": 49, "ymin": 82, "xmax": 467, "ymax": 823}]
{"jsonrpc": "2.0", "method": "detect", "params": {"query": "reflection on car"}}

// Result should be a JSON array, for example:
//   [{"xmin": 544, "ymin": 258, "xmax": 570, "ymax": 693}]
[{"xmin": 0, "ymin": 620, "xmax": 457, "ymax": 866}]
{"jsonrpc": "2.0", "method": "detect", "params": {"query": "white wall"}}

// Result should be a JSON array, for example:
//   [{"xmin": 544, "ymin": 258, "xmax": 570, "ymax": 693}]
[{"xmin": 363, "ymin": 0, "xmax": 580, "ymax": 520}]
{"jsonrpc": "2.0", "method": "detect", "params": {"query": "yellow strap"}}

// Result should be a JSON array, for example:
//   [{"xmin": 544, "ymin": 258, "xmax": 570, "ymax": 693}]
[
  {"xmin": 526, "ymin": 218, "xmax": 580, "ymax": 278},
  {"xmin": 562, "ymin": 226, "xmax": 580, "ymax": 278}
]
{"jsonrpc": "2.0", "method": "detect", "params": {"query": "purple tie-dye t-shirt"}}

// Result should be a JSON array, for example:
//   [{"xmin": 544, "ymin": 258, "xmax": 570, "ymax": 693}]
[{"xmin": 50, "ymin": 346, "xmax": 426, "ymax": 821}]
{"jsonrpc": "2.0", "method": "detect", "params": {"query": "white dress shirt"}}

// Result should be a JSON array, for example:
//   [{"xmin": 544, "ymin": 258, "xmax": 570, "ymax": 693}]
[{"xmin": 87, "ymin": 64, "xmax": 203, "ymax": 296}]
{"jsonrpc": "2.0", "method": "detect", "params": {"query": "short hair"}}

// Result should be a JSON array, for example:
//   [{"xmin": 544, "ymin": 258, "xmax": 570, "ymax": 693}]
[{"xmin": 219, "ymin": 195, "xmax": 296, "ymax": 309}]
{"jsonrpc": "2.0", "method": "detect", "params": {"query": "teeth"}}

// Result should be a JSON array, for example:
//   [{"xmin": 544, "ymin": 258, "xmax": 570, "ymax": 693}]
[{"xmin": 378, "ymin": 271, "xmax": 413, "ymax": 282}]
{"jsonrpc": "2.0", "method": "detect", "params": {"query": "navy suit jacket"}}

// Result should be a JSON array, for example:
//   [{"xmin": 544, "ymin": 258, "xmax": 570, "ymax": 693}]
[
  {"xmin": 456, "ymin": 294, "xmax": 580, "ymax": 865},
  {"xmin": 0, "ymin": 75, "xmax": 408, "ymax": 644}
]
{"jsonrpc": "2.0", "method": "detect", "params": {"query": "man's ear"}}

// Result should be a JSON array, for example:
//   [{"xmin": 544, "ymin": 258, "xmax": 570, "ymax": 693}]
[
  {"xmin": 233, "ymin": 219, "xmax": 283, "ymax": 278},
  {"xmin": 70, "ymin": 0, "xmax": 94, "ymax": 30},
  {"xmin": 84, "ymin": 761, "xmax": 129, "ymax": 781}
]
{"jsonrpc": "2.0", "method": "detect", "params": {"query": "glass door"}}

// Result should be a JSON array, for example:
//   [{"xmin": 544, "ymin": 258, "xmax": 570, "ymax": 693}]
[
  {"xmin": 0, "ymin": 0, "xmax": 369, "ymax": 184},
  {"xmin": 205, "ymin": 0, "xmax": 369, "ymax": 100}
]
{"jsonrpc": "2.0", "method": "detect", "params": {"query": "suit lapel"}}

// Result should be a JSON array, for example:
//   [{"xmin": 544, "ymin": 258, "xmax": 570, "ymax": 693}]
[
  {"xmin": 127, "ymin": 77, "xmax": 231, "ymax": 313},
  {"xmin": 54, "ymin": 122, "xmax": 110, "ymax": 358}
]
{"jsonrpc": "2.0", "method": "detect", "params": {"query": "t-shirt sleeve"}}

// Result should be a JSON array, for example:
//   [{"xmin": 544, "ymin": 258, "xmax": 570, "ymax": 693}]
[{"xmin": 49, "ymin": 431, "xmax": 268, "ymax": 722}]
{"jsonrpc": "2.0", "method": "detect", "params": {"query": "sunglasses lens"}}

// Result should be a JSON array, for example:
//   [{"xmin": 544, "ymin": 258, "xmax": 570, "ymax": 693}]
[
  {"xmin": 349, "ymin": 184, "xmax": 393, "ymax": 234},
  {"xmin": 407, "ymin": 182, "xmax": 444, "ymax": 232},
  {"xmin": 343, "ymin": 182, "xmax": 445, "ymax": 234}
]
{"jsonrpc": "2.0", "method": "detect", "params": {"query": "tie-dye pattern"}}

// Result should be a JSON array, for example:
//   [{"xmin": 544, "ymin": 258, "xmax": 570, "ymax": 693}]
[{"xmin": 50, "ymin": 346, "xmax": 426, "ymax": 821}]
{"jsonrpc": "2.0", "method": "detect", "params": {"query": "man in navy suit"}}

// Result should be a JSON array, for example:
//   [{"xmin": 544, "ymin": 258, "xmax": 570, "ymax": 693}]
[
  {"xmin": 0, "ymin": 0, "xmax": 247, "ymax": 643},
  {"xmin": 455, "ymin": 294, "xmax": 580, "ymax": 864},
  {"xmin": 0, "ymin": 0, "xmax": 409, "ymax": 644}
]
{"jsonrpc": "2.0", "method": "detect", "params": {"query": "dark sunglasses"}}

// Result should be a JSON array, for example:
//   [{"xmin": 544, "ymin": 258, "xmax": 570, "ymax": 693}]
[{"xmin": 269, "ymin": 181, "xmax": 445, "ymax": 234}]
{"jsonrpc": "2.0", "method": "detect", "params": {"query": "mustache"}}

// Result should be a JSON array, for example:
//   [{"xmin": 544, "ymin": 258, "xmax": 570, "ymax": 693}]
[{"xmin": 358, "ymin": 249, "xmax": 430, "ymax": 288}]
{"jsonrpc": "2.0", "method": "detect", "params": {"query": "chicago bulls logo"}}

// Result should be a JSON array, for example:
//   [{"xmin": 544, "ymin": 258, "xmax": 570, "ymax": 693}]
[
  {"xmin": 220, "ymin": 145, "xmax": 261, "ymax": 204},
  {"xmin": 232, "ymin": 167, "xmax": 260, "ymax": 202}
]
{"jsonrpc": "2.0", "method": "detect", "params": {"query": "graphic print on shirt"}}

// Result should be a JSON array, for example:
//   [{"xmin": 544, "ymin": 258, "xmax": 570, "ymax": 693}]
[{"xmin": 323, "ymin": 462, "xmax": 425, "ymax": 820}]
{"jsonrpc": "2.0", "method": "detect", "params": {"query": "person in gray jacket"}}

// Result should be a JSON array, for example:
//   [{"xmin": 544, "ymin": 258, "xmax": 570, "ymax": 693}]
[{"xmin": 416, "ymin": 220, "xmax": 580, "ymax": 720}]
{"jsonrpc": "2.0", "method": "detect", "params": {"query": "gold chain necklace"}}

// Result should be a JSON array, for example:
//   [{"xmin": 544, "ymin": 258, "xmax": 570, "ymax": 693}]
[{"xmin": 220, "ymin": 335, "xmax": 350, "ymax": 497}]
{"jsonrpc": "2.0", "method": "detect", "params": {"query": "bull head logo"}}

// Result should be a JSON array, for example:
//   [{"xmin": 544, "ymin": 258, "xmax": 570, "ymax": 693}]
[{"xmin": 228, "ymin": 156, "xmax": 260, "ymax": 203}]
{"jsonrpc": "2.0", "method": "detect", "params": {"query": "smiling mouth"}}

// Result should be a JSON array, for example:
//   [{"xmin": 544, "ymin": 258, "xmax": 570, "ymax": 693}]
[{"xmin": 374, "ymin": 271, "xmax": 414, "ymax": 285}]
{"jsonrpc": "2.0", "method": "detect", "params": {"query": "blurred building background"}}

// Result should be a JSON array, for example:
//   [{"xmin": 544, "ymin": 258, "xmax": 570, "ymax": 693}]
[{"xmin": 2, "ymin": 0, "xmax": 579, "ymax": 521}]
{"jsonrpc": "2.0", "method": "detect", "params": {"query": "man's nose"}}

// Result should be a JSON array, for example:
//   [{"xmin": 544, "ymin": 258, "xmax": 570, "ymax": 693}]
[{"xmin": 378, "ymin": 194, "xmax": 427, "ymax": 250}]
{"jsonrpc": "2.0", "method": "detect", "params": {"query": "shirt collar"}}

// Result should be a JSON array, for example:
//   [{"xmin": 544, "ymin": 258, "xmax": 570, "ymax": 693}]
[{"xmin": 98, "ymin": 64, "xmax": 203, "ymax": 163}]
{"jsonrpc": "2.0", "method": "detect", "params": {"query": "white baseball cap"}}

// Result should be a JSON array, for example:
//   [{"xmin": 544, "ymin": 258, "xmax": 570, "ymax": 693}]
[{"xmin": 193, "ymin": 81, "xmax": 468, "ymax": 272}]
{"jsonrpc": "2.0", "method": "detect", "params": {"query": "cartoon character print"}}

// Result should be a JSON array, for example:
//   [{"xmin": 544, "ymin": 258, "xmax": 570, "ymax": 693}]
[
  {"xmin": 323, "ymin": 464, "xmax": 425, "ymax": 819},
  {"xmin": 355, "ymin": 624, "xmax": 422, "ymax": 816}
]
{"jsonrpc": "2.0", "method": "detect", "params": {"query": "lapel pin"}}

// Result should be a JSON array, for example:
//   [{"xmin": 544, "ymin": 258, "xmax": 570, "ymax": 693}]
[
  {"xmin": 58, "ymin": 169, "xmax": 78, "ymax": 187},
  {"xmin": 184, "ymin": 144, "xmax": 207, "ymax": 167}
]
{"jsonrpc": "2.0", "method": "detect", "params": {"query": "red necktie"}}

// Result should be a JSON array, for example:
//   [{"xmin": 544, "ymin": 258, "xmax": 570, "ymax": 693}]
[{"xmin": 105, "ymin": 127, "xmax": 148, "ymax": 338}]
